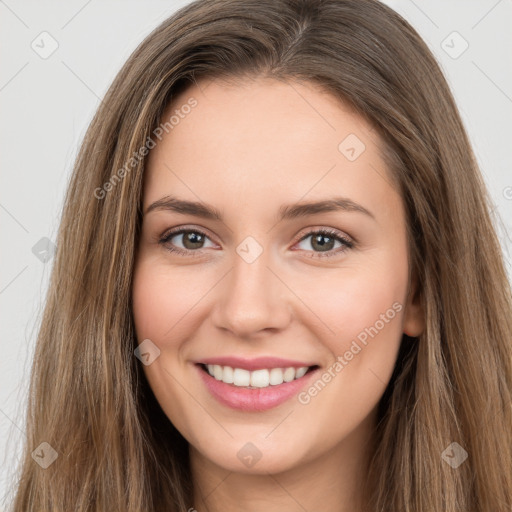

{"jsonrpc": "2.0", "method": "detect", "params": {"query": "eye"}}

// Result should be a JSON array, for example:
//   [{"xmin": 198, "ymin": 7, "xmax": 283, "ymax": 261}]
[
  {"xmin": 158, "ymin": 226, "xmax": 354, "ymax": 259},
  {"xmin": 159, "ymin": 227, "xmax": 217, "ymax": 257},
  {"xmin": 293, "ymin": 228, "xmax": 354, "ymax": 258}
]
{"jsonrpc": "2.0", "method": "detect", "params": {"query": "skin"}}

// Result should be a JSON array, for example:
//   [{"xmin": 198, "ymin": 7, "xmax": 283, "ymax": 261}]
[{"xmin": 132, "ymin": 76, "xmax": 424, "ymax": 512}]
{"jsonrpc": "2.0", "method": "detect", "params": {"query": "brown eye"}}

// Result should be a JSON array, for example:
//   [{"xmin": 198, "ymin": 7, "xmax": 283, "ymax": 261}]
[
  {"xmin": 295, "ymin": 229, "xmax": 353, "ymax": 258},
  {"xmin": 160, "ymin": 228, "xmax": 216, "ymax": 255},
  {"xmin": 310, "ymin": 233, "xmax": 336, "ymax": 252},
  {"xmin": 180, "ymin": 231, "xmax": 206, "ymax": 250}
]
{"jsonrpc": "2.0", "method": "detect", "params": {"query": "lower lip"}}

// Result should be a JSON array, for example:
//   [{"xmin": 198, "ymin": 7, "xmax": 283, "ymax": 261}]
[{"xmin": 195, "ymin": 364, "xmax": 320, "ymax": 412}]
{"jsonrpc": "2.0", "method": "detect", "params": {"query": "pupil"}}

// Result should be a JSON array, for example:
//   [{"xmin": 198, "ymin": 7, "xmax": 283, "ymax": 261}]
[
  {"xmin": 184, "ymin": 232, "xmax": 203, "ymax": 249},
  {"xmin": 313, "ymin": 234, "xmax": 334, "ymax": 252}
]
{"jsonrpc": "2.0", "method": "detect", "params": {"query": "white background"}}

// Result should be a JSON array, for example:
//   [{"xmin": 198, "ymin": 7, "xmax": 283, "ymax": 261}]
[{"xmin": 1, "ymin": 0, "xmax": 511, "ymax": 508}]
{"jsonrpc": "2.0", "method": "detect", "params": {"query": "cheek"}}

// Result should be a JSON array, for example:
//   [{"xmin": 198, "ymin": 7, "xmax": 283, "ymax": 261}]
[
  {"xmin": 294, "ymin": 271, "xmax": 406, "ymax": 433},
  {"xmin": 131, "ymin": 261, "xmax": 197, "ymax": 428},
  {"xmin": 132, "ymin": 261, "xmax": 207, "ymax": 342},
  {"xmin": 295, "ymin": 261, "xmax": 406, "ymax": 346},
  {"xmin": 132, "ymin": 266, "xmax": 169, "ymax": 340},
  {"xmin": 293, "ymin": 253, "xmax": 408, "ymax": 398}
]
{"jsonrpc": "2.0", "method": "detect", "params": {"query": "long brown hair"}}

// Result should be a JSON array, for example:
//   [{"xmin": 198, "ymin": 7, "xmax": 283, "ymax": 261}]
[{"xmin": 11, "ymin": 0, "xmax": 512, "ymax": 510}]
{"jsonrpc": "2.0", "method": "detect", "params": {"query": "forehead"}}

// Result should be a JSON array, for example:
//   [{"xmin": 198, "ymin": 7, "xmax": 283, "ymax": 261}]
[
  {"xmin": 158, "ymin": 76, "xmax": 376, "ymax": 156},
  {"xmin": 143, "ymin": 77, "xmax": 399, "ymax": 220}
]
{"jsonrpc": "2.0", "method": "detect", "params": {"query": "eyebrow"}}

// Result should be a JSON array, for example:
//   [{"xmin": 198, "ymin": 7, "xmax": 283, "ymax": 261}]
[{"xmin": 144, "ymin": 195, "xmax": 375, "ymax": 221}]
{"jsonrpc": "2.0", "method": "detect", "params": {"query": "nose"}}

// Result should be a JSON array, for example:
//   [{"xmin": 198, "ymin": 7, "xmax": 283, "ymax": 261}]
[{"xmin": 211, "ymin": 246, "xmax": 292, "ymax": 338}]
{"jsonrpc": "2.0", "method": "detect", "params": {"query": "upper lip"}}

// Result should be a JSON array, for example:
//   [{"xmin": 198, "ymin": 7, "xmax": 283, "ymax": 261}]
[{"xmin": 196, "ymin": 356, "xmax": 318, "ymax": 371}]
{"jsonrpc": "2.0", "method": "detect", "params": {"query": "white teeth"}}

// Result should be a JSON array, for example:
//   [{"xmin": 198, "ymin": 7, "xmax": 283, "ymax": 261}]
[
  {"xmin": 283, "ymin": 367, "xmax": 295, "ymax": 382},
  {"xmin": 204, "ymin": 364, "xmax": 312, "ymax": 388},
  {"xmin": 269, "ymin": 368, "xmax": 284, "ymax": 385},
  {"xmin": 295, "ymin": 366, "xmax": 308, "ymax": 378},
  {"xmin": 222, "ymin": 365, "xmax": 234, "ymax": 384},
  {"xmin": 250, "ymin": 369, "xmax": 269, "ymax": 388},
  {"xmin": 213, "ymin": 364, "xmax": 223, "ymax": 380},
  {"xmin": 233, "ymin": 368, "xmax": 250, "ymax": 386}
]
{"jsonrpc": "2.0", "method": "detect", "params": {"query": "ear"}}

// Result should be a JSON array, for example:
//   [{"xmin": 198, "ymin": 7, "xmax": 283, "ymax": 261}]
[{"xmin": 402, "ymin": 273, "xmax": 425, "ymax": 337}]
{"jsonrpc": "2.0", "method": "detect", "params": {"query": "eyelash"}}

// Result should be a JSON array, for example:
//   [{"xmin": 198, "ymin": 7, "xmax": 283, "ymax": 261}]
[{"xmin": 159, "ymin": 226, "xmax": 354, "ymax": 259}]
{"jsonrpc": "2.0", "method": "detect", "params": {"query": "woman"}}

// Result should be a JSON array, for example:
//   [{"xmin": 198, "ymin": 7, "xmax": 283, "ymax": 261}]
[{"xmin": 12, "ymin": 0, "xmax": 512, "ymax": 510}]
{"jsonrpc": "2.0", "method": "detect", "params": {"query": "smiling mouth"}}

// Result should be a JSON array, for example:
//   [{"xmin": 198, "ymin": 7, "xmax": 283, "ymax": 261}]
[{"xmin": 198, "ymin": 363, "xmax": 320, "ymax": 389}]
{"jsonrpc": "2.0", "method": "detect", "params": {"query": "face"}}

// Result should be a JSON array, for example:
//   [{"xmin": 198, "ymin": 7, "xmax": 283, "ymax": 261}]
[{"xmin": 132, "ymin": 77, "xmax": 424, "ymax": 476}]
